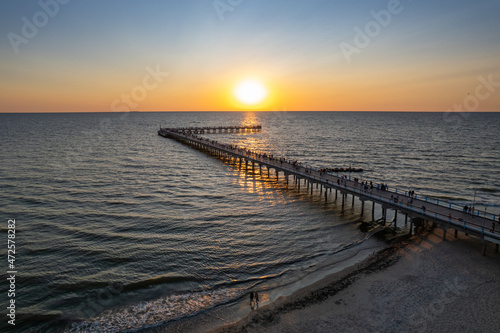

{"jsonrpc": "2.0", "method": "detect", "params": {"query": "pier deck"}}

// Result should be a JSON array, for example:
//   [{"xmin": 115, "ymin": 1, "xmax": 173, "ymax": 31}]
[
  {"xmin": 158, "ymin": 126, "xmax": 500, "ymax": 255},
  {"xmin": 162, "ymin": 125, "xmax": 261, "ymax": 134}
]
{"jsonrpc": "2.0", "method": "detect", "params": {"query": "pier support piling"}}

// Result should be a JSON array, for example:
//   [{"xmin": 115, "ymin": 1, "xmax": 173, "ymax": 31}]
[{"xmin": 159, "ymin": 125, "xmax": 500, "ymax": 257}]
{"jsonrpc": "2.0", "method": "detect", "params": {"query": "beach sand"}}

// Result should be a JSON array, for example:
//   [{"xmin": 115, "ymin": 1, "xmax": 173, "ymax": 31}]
[{"xmin": 210, "ymin": 227, "xmax": 500, "ymax": 333}]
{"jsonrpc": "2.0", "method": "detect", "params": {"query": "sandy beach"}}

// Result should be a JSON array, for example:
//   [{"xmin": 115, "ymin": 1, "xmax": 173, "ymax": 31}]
[{"xmin": 210, "ymin": 227, "xmax": 500, "ymax": 333}]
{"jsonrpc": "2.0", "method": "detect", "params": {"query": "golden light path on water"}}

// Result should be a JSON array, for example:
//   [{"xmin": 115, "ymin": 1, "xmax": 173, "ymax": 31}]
[{"xmin": 1, "ymin": 112, "xmax": 499, "ymax": 332}]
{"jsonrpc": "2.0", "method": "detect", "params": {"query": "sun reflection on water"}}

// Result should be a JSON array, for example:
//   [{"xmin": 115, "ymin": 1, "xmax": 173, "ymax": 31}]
[
  {"xmin": 242, "ymin": 112, "xmax": 258, "ymax": 127},
  {"xmin": 226, "ymin": 161, "xmax": 290, "ymax": 206}
]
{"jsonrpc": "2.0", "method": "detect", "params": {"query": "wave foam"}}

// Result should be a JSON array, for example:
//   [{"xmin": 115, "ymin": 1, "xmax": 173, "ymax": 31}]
[{"xmin": 65, "ymin": 288, "xmax": 239, "ymax": 333}]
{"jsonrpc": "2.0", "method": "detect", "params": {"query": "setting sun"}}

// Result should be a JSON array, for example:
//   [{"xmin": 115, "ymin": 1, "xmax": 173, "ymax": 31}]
[{"xmin": 234, "ymin": 79, "xmax": 268, "ymax": 106}]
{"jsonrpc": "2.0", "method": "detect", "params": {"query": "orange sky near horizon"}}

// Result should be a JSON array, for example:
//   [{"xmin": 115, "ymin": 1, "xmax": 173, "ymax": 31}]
[{"xmin": 1, "ymin": 1, "xmax": 499, "ymax": 112}]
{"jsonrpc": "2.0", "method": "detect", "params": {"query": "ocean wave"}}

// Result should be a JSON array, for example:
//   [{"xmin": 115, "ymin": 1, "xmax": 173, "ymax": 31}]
[
  {"xmin": 105, "ymin": 200, "xmax": 140, "ymax": 206},
  {"xmin": 480, "ymin": 203, "xmax": 500, "ymax": 208},
  {"xmin": 122, "ymin": 274, "xmax": 200, "ymax": 292},
  {"xmin": 64, "ymin": 288, "xmax": 240, "ymax": 333},
  {"xmin": 215, "ymin": 269, "xmax": 290, "ymax": 290},
  {"xmin": 55, "ymin": 274, "xmax": 198, "ymax": 294},
  {"xmin": 479, "ymin": 188, "xmax": 498, "ymax": 193},
  {"xmin": 55, "ymin": 280, "xmax": 112, "ymax": 292}
]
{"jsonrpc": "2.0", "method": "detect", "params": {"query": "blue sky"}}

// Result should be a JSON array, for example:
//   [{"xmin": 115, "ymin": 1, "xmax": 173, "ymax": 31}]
[{"xmin": 1, "ymin": 0, "xmax": 499, "ymax": 111}]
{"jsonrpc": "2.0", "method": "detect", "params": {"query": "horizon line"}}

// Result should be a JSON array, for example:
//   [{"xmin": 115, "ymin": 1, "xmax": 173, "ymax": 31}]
[{"xmin": 1, "ymin": 110, "xmax": 499, "ymax": 114}]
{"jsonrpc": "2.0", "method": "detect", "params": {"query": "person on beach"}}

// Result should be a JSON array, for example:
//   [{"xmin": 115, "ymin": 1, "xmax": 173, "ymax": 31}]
[
  {"xmin": 250, "ymin": 291, "xmax": 255, "ymax": 309},
  {"xmin": 254, "ymin": 291, "xmax": 259, "ymax": 309}
]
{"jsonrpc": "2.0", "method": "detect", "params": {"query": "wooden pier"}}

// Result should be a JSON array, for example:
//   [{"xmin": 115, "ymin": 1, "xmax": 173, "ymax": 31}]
[
  {"xmin": 158, "ymin": 125, "xmax": 500, "ymax": 256},
  {"xmin": 162, "ymin": 125, "xmax": 261, "ymax": 135}
]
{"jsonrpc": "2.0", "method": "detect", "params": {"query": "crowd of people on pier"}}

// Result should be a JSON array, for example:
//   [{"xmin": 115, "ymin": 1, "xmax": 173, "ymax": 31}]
[
  {"xmin": 463, "ymin": 205, "xmax": 475, "ymax": 216},
  {"xmin": 166, "ymin": 129, "xmax": 499, "ymax": 233}
]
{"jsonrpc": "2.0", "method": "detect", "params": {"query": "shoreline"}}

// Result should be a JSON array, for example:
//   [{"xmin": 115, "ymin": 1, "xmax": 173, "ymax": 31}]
[
  {"xmin": 208, "ymin": 231, "xmax": 409, "ymax": 333},
  {"xmin": 208, "ymin": 227, "xmax": 500, "ymax": 333},
  {"xmin": 150, "ymin": 233, "xmax": 388, "ymax": 333}
]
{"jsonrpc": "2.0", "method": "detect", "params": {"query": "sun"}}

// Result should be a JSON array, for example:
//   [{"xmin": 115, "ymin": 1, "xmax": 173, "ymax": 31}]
[{"xmin": 234, "ymin": 79, "xmax": 268, "ymax": 106}]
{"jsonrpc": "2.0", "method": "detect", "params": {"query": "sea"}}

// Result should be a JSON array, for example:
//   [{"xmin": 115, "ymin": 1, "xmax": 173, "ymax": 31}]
[{"xmin": 1, "ymin": 111, "xmax": 499, "ymax": 332}]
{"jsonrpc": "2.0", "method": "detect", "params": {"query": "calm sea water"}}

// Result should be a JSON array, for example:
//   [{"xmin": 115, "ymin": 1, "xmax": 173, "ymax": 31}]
[{"xmin": 1, "ymin": 112, "xmax": 499, "ymax": 332}]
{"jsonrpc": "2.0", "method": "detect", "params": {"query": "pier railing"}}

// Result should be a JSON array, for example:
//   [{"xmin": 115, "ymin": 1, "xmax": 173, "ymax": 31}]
[
  {"xmin": 326, "ymin": 174, "xmax": 498, "ymax": 222},
  {"xmin": 158, "ymin": 126, "xmax": 499, "ymax": 243}
]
